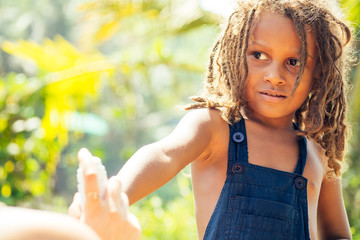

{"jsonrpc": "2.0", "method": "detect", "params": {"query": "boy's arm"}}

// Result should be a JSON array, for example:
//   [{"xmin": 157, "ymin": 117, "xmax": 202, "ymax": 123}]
[
  {"xmin": 117, "ymin": 109, "xmax": 217, "ymax": 205},
  {"xmin": 317, "ymin": 176, "xmax": 352, "ymax": 240}
]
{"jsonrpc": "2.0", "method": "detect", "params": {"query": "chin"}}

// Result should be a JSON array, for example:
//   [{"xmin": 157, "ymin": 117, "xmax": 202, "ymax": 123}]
[{"xmin": 247, "ymin": 106, "xmax": 294, "ymax": 121}]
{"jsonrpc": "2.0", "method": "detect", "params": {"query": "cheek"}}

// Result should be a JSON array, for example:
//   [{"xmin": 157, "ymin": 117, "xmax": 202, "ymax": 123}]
[
  {"xmin": 244, "ymin": 77, "xmax": 254, "ymax": 98},
  {"xmin": 246, "ymin": 63, "xmax": 259, "ymax": 79},
  {"xmin": 302, "ymin": 63, "xmax": 316, "ymax": 88},
  {"xmin": 300, "ymin": 75, "xmax": 313, "ymax": 93},
  {"xmin": 293, "ymin": 84, "xmax": 312, "ymax": 104},
  {"xmin": 244, "ymin": 70, "xmax": 260, "ymax": 89}
]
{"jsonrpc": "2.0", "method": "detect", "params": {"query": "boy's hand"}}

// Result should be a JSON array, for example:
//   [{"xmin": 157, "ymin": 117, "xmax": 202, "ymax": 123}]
[{"xmin": 68, "ymin": 148, "xmax": 141, "ymax": 240}]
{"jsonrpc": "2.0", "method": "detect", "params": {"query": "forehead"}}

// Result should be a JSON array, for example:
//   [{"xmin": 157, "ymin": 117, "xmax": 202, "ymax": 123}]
[{"xmin": 250, "ymin": 11, "xmax": 317, "ymax": 57}]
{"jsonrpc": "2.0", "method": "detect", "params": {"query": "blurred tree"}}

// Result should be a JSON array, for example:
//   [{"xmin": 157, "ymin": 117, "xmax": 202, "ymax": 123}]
[
  {"xmin": 0, "ymin": 36, "xmax": 114, "ymax": 207},
  {"xmin": 0, "ymin": 0, "xmax": 219, "ymax": 237},
  {"xmin": 340, "ymin": 0, "xmax": 360, "ymax": 237},
  {"xmin": 131, "ymin": 173, "xmax": 197, "ymax": 239},
  {"xmin": 0, "ymin": 0, "xmax": 82, "ymax": 207},
  {"xmin": 1, "ymin": 0, "xmax": 359, "ymax": 238},
  {"xmin": 0, "ymin": 0, "xmax": 75, "ymax": 75},
  {"xmin": 0, "ymin": 73, "xmax": 57, "ymax": 206}
]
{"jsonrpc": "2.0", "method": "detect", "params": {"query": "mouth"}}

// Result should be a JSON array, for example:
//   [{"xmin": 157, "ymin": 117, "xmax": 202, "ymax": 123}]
[
  {"xmin": 258, "ymin": 90, "xmax": 288, "ymax": 103},
  {"xmin": 259, "ymin": 91, "xmax": 287, "ymax": 98}
]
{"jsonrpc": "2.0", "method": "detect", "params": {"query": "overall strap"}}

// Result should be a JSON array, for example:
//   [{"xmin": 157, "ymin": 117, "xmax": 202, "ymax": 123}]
[
  {"xmin": 292, "ymin": 123, "xmax": 308, "ymax": 175},
  {"xmin": 228, "ymin": 118, "xmax": 248, "ymax": 174}
]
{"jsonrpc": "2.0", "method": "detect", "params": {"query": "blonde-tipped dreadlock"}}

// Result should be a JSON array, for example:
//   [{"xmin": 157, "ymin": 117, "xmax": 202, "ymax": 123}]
[{"xmin": 185, "ymin": 0, "xmax": 355, "ymax": 178}]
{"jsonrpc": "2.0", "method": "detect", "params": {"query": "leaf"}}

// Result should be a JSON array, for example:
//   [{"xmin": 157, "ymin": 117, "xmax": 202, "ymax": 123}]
[
  {"xmin": 94, "ymin": 20, "xmax": 121, "ymax": 42},
  {"xmin": 2, "ymin": 36, "xmax": 115, "ymax": 144},
  {"xmin": 341, "ymin": 0, "xmax": 360, "ymax": 25}
]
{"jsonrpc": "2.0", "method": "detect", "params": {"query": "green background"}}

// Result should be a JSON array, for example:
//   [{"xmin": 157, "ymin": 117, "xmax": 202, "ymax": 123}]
[{"xmin": 0, "ymin": 0, "xmax": 359, "ymax": 238}]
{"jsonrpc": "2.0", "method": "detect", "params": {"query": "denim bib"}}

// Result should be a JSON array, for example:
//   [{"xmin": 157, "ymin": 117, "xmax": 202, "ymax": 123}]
[{"xmin": 203, "ymin": 118, "xmax": 310, "ymax": 240}]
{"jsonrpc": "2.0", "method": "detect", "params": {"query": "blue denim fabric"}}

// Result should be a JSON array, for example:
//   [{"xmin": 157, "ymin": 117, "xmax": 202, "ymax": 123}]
[{"xmin": 203, "ymin": 118, "xmax": 310, "ymax": 240}]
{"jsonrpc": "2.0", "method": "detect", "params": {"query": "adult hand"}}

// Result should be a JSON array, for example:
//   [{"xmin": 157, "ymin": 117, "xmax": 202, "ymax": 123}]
[{"xmin": 68, "ymin": 148, "xmax": 141, "ymax": 240}]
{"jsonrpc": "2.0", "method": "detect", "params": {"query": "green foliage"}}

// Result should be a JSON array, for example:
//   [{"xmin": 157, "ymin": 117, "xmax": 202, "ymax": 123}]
[
  {"xmin": 341, "ymin": 0, "xmax": 360, "ymax": 24},
  {"xmin": 0, "ymin": 36, "xmax": 114, "ymax": 206},
  {"xmin": 343, "ymin": 65, "xmax": 360, "ymax": 237},
  {"xmin": 0, "ymin": 0, "xmax": 217, "ymax": 237},
  {"xmin": 131, "ymin": 174, "xmax": 197, "ymax": 239},
  {"xmin": 0, "ymin": 73, "xmax": 59, "ymax": 205},
  {"xmin": 340, "ymin": 0, "xmax": 360, "ymax": 237},
  {"xmin": 1, "ymin": 0, "xmax": 360, "ymax": 238}
]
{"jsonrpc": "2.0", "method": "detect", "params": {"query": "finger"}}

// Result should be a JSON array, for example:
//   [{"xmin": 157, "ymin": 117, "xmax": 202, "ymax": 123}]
[
  {"xmin": 108, "ymin": 176, "xmax": 130, "ymax": 218},
  {"xmin": 78, "ymin": 148, "xmax": 101, "ymax": 208},
  {"xmin": 120, "ymin": 192, "xmax": 130, "ymax": 219},
  {"xmin": 107, "ymin": 176, "xmax": 122, "ymax": 213},
  {"xmin": 68, "ymin": 193, "xmax": 82, "ymax": 219},
  {"xmin": 78, "ymin": 148, "xmax": 97, "ymax": 173},
  {"xmin": 129, "ymin": 213, "xmax": 141, "ymax": 232},
  {"xmin": 92, "ymin": 156, "xmax": 107, "ymax": 200},
  {"xmin": 112, "ymin": 176, "xmax": 129, "ymax": 208}
]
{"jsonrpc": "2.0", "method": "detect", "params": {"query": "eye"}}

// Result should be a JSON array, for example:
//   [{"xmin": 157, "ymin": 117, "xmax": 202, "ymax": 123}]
[
  {"xmin": 288, "ymin": 58, "xmax": 300, "ymax": 67},
  {"xmin": 252, "ymin": 51, "xmax": 267, "ymax": 60}
]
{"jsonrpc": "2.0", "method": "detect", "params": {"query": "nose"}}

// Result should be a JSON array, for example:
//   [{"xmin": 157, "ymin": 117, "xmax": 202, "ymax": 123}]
[{"xmin": 264, "ymin": 62, "xmax": 286, "ymax": 86}]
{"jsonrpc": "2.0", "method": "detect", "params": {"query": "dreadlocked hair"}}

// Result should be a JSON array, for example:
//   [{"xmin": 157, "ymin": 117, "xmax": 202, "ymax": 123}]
[{"xmin": 185, "ymin": 0, "xmax": 355, "ymax": 178}]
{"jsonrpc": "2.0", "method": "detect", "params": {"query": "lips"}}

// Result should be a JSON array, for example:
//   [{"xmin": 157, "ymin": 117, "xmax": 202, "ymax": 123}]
[
  {"xmin": 259, "ymin": 90, "xmax": 287, "ymax": 98},
  {"xmin": 258, "ymin": 90, "xmax": 288, "ymax": 103}
]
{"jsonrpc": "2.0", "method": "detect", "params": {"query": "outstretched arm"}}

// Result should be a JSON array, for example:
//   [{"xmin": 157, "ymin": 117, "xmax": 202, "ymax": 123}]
[
  {"xmin": 68, "ymin": 109, "xmax": 218, "ymax": 238},
  {"xmin": 117, "ymin": 108, "xmax": 216, "ymax": 204},
  {"xmin": 317, "ymin": 177, "xmax": 352, "ymax": 240}
]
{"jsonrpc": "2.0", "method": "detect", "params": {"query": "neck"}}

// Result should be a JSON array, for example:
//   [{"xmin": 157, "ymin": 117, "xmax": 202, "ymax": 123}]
[{"xmin": 243, "ymin": 109, "xmax": 294, "ymax": 130}]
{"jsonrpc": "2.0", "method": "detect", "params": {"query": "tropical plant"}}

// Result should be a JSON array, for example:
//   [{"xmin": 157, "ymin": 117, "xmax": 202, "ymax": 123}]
[
  {"xmin": 340, "ymin": 0, "xmax": 360, "ymax": 237},
  {"xmin": 1, "ymin": 0, "xmax": 360, "ymax": 238}
]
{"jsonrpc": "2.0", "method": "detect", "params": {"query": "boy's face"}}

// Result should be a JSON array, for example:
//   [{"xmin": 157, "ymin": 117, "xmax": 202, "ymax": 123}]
[{"xmin": 245, "ymin": 11, "xmax": 317, "ymax": 127}]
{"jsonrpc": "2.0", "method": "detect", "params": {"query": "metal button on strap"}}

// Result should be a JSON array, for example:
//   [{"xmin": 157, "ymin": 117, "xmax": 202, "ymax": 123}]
[
  {"xmin": 294, "ymin": 176, "xmax": 306, "ymax": 190},
  {"xmin": 232, "ymin": 132, "xmax": 244, "ymax": 143},
  {"xmin": 232, "ymin": 163, "xmax": 244, "ymax": 174}
]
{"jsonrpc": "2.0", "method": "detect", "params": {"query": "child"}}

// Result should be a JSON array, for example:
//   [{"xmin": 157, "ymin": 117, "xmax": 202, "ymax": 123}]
[{"xmin": 70, "ymin": 0, "xmax": 354, "ymax": 239}]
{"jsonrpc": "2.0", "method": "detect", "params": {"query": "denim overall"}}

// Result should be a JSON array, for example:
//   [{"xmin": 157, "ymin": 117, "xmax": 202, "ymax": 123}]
[{"xmin": 203, "ymin": 118, "xmax": 311, "ymax": 240}]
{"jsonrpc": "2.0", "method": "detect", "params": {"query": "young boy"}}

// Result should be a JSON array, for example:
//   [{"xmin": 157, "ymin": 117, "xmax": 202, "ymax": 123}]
[{"xmin": 70, "ymin": 0, "xmax": 353, "ymax": 239}]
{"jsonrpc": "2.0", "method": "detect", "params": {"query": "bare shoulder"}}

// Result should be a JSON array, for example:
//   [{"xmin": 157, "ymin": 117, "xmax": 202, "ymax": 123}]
[
  {"xmin": 307, "ymin": 139, "xmax": 325, "ymax": 160},
  {"xmin": 175, "ymin": 108, "xmax": 227, "ymax": 141},
  {"xmin": 306, "ymin": 139, "xmax": 326, "ymax": 171},
  {"xmin": 303, "ymin": 139, "xmax": 326, "ymax": 190},
  {"xmin": 172, "ymin": 108, "xmax": 228, "ymax": 161},
  {"xmin": 180, "ymin": 108, "xmax": 226, "ymax": 129}
]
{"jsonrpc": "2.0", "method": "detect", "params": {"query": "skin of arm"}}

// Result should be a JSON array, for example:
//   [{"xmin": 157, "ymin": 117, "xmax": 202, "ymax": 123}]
[
  {"xmin": 117, "ymin": 108, "xmax": 215, "ymax": 205},
  {"xmin": 0, "ymin": 206, "xmax": 100, "ymax": 240},
  {"xmin": 317, "ymin": 176, "xmax": 352, "ymax": 240}
]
